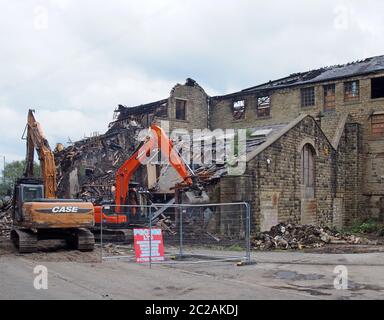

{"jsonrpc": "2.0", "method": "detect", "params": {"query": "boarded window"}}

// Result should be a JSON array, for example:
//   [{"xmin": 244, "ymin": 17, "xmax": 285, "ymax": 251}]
[
  {"xmin": 371, "ymin": 77, "xmax": 384, "ymax": 99},
  {"xmin": 323, "ymin": 84, "xmax": 336, "ymax": 111},
  {"xmin": 371, "ymin": 114, "xmax": 384, "ymax": 138},
  {"xmin": 155, "ymin": 102, "xmax": 168, "ymax": 118},
  {"xmin": 257, "ymin": 96, "xmax": 271, "ymax": 118},
  {"xmin": 233, "ymin": 100, "xmax": 245, "ymax": 120},
  {"xmin": 175, "ymin": 99, "xmax": 186, "ymax": 120},
  {"xmin": 301, "ymin": 87, "xmax": 315, "ymax": 107},
  {"xmin": 344, "ymin": 80, "xmax": 360, "ymax": 102},
  {"xmin": 301, "ymin": 144, "xmax": 315, "ymax": 199}
]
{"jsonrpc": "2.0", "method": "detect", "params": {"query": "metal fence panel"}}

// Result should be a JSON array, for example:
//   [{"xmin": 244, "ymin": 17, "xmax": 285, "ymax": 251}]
[{"xmin": 99, "ymin": 202, "xmax": 251, "ymax": 267}]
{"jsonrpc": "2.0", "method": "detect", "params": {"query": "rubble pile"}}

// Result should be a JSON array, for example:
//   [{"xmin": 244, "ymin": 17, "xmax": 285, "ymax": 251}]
[
  {"xmin": 103, "ymin": 243, "xmax": 131, "ymax": 256},
  {"xmin": 0, "ymin": 199, "xmax": 12, "ymax": 238},
  {"xmin": 55, "ymin": 123, "xmax": 143, "ymax": 200},
  {"xmin": 252, "ymin": 223, "xmax": 377, "ymax": 250}
]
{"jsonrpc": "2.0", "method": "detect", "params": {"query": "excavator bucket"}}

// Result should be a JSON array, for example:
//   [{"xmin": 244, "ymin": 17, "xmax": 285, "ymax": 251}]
[{"xmin": 184, "ymin": 190, "xmax": 210, "ymax": 204}]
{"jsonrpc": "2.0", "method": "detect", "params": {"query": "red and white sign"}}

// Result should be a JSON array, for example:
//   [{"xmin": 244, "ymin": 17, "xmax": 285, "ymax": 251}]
[{"xmin": 133, "ymin": 228, "xmax": 165, "ymax": 263}]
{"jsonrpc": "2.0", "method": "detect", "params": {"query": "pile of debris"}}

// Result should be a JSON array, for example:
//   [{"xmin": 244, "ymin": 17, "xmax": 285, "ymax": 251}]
[
  {"xmin": 0, "ymin": 199, "xmax": 12, "ymax": 238},
  {"xmin": 55, "ymin": 123, "xmax": 142, "ymax": 200},
  {"xmin": 252, "ymin": 223, "xmax": 377, "ymax": 250},
  {"xmin": 102, "ymin": 243, "xmax": 133, "ymax": 256}
]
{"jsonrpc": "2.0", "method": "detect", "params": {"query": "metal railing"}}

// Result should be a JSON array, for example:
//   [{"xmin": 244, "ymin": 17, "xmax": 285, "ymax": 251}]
[{"xmin": 99, "ymin": 202, "xmax": 252, "ymax": 267}]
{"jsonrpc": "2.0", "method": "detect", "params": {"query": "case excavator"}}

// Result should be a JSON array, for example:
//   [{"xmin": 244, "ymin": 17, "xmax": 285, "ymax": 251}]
[{"xmin": 11, "ymin": 110, "xmax": 95, "ymax": 253}]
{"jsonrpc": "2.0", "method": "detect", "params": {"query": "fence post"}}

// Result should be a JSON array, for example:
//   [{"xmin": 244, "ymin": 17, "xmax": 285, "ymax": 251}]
[
  {"xmin": 179, "ymin": 204, "xmax": 183, "ymax": 258},
  {"xmin": 149, "ymin": 205, "xmax": 152, "ymax": 269},
  {"xmin": 100, "ymin": 205, "xmax": 103, "ymax": 262},
  {"xmin": 245, "ymin": 202, "xmax": 251, "ymax": 263}
]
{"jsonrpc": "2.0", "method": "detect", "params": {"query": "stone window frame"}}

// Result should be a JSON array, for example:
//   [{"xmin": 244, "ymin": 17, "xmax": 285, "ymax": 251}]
[
  {"xmin": 256, "ymin": 95, "xmax": 271, "ymax": 118},
  {"xmin": 301, "ymin": 87, "xmax": 316, "ymax": 108},
  {"xmin": 371, "ymin": 113, "xmax": 384, "ymax": 139},
  {"xmin": 297, "ymin": 138, "xmax": 319, "ymax": 156},
  {"xmin": 323, "ymin": 83, "xmax": 336, "ymax": 112},
  {"xmin": 344, "ymin": 80, "xmax": 360, "ymax": 103},
  {"xmin": 175, "ymin": 98, "xmax": 187, "ymax": 121},
  {"xmin": 232, "ymin": 99, "xmax": 246, "ymax": 120},
  {"xmin": 300, "ymin": 143, "xmax": 316, "ymax": 199}
]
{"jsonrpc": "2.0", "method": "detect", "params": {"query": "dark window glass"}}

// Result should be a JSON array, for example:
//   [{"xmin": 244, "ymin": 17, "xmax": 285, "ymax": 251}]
[
  {"xmin": 301, "ymin": 87, "xmax": 315, "ymax": 107},
  {"xmin": 371, "ymin": 77, "xmax": 384, "ymax": 99},
  {"xmin": 22, "ymin": 186, "xmax": 43, "ymax": 202},
  {"xmin": 175, "ymin": 99, "xmax": 186, "ymax": 120},
  {"xmin": 301, "ymin": 144, "xmax": 315, "ymax": 199}
]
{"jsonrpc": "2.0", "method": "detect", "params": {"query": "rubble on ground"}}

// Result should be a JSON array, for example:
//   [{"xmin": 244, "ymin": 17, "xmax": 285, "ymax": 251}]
[
  {"xmin": 103, "ymin": 243, "xmax": 133, "ymax": 256},
  {"xmin": 252, "ymin": 223, "xmax": 378, "ymax": 250},
  {"xmin": 0, "ymin": 199, "xmax": 12, "ymax": 238}
]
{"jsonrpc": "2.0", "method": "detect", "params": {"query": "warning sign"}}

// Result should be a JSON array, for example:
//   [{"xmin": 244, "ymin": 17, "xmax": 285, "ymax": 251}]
[{"xmin": 133, "ymin": 228, "xmax": 165, "ymax": 263}]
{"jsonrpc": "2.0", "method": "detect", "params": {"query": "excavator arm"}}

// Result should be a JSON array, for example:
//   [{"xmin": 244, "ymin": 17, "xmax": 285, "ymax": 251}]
[
  {"xmin": 115, "ymin": 124, "xmax": 193, "ymax": 207},
  {"xmin": 24, "ymin": 109, "xmax": 57, "ymax": 199}
]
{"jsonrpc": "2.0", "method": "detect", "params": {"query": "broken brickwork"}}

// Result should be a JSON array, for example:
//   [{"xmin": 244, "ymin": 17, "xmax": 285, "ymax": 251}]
[{"xmin": 55, "ymin": 123, "xmax": 143, "ymax": 200}]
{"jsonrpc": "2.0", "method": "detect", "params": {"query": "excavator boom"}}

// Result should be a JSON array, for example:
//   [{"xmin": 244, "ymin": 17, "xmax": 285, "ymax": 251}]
[
  {"xmin": 93, "ymin": 123, "xmax": 206, "ymax": 233},
  {"xmin": 115, "ymin": 124, "xmax": 193, "ymax": 207},
  {"xmin": 11, "ymin": 109, "xmax": 95, "ymax": 253},
  {"xmin": 25, "ymin": 109, "xmax": 57, "ymax": 199}
]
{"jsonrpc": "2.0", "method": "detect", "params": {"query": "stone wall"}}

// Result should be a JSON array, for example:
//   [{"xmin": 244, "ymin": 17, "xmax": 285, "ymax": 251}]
[
  {"xmin": 244, "ymin": 116, "xmax": 342, "ymax": 231},
  {"xmin": 210, "ymin": 72, "xmax": 384, "ymax": 220},
  {"xmin": 159, "ymin": 80, "xmax": 209, "ymax": 133}
]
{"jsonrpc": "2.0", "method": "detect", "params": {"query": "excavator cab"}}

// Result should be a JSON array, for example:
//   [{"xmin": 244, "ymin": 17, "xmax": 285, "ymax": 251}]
[{"xmin": 12, "ymin": 178, "xmax": 44, "ymax": 222}]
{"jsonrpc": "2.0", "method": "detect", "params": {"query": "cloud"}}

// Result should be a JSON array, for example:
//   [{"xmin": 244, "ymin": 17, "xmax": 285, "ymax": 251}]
[
  {"xmin": 0, "ymin": 0, "xmax": 383, "ymax": 161},
  {"xmin": 0, "ymin": 105, "xmax": 101, "ymax": 160}
]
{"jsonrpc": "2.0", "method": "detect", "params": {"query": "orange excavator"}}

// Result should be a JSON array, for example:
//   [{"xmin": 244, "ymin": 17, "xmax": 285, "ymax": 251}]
[
  {"xmin": 11, "ymin": 110, "xmax": 95, "ymax": 253},
  {"xmin": 93, "ymin": 124, "xmax": 206, "ymax": 240}
]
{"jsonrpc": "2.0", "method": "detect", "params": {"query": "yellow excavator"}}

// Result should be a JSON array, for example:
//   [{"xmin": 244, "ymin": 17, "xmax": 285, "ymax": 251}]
[{"xmin": 10, "ymin": 109, "xmax": 95, "ymax": 253}]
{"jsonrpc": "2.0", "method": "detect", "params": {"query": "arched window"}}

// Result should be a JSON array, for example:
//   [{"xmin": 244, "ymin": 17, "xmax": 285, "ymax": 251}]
[{"xmin": 301, "ymin": 144, "xmax": 315, "ymax": 198}]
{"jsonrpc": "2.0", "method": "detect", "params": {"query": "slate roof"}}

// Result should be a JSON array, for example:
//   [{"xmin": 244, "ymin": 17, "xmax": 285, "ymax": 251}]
[{"xmin": 214, "ymin": 55, "xmax": 384, "ymax": 99}]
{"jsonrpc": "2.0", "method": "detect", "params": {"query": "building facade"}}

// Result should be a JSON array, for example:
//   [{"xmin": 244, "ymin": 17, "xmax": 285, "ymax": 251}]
[
  {"xmin": 209, "ymin": 56, "xmax": 384, "ymax": 227},
  {"xmin": 56, "ymin": 56, "xmax": 384, "ymax": 230}
]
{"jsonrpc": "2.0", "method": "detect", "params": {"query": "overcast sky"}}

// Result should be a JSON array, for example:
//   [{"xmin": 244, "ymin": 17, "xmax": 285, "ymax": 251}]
[{"xmin": 0, "ymin": 0, "xmax": 383, "ymax": 166}]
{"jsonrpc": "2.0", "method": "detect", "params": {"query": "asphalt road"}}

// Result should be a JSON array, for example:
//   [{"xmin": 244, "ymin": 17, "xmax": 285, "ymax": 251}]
[{"xmin": 1, "ymin": 249, "xmax": 384, "ymax": 300}]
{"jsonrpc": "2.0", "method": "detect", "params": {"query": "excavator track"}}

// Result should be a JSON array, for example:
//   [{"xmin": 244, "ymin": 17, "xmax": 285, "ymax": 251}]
[
  {"xmin": 10, "ymin": 229, "xmax": 38, "ymax": 253},
  {"xmin": 75, "ymin": 228, "xmax": 95, "ymax": 252},
  {"xmin": 92, "ymin": 227, "xmax": 133, "ymax": 243}
]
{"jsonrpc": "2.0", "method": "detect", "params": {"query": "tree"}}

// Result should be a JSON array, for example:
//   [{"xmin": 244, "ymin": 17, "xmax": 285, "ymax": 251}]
[{"xmin": 0, "ymin": 160, "xmax": 40, "ymax": 198}]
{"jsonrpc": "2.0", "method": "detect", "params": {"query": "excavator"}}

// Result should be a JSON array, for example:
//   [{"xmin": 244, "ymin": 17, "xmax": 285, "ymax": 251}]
[
  {"xmin": 10, "ymin": 110, "xmax": 95, "ymax": 253},
  {"xmin": 93, "ymin": 124, "xmax": 207, "ymax": 240}
]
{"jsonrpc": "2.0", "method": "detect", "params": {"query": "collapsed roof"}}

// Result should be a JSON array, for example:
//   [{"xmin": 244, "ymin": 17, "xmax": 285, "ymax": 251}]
[
  {"xmin": 213, "ymin": 55, "xmax": 384, "ymax": 99},
  {"xmin": 188, "ymin": 122, "xmax": 289, "ymax": 181}
]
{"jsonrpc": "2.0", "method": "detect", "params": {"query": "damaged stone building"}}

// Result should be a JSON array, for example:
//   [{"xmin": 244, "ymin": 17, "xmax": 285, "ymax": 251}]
[{"xmin": 56, "ymin": 55, "xmax": 384, "ymax": 231}]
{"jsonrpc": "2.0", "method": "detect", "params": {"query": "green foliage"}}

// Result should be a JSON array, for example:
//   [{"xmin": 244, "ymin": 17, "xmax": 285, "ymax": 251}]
[
  {"xmin": 0, "ymin": 160, "xmax": 40, "ymax": 198},
  {"xmin": 348, "ymin": 218, "xmax": 382, "ymax": 234}
]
